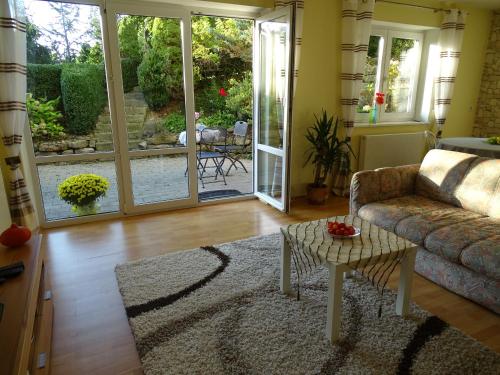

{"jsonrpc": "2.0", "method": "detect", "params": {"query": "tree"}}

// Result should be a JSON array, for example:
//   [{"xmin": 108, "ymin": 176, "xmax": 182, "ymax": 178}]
[
  {"xmin": 77, "ymin": 8, "xmax": 104, "ymax": 64},
  {"xmin": 43, "ymin": 2, "xmax": 82, "ymax": 62},
  {"xmin": 26, "ymin": 21, "xmax": 53, "ymax": 64}
]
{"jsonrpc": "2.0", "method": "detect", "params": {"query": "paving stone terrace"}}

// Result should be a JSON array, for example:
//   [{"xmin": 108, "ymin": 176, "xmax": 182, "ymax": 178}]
[{"xmin": 37, "ymin": 156, "xmax": 253, "ymax": 221}]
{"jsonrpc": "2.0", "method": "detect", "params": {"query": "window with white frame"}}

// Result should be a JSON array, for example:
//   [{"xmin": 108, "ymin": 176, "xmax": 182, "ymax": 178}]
[{"xmin": 356, "ymin": 26, "xmax": 424, "ymax": 123}]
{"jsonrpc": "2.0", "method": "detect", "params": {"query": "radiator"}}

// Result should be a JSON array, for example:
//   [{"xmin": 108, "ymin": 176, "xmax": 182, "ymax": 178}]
[{"xmin": 358, "ymin": 132, "xmax": 426, "ymax": 171}]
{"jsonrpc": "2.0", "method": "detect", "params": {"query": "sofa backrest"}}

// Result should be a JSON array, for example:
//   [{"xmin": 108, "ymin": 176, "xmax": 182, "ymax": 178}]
[{"xmin": 415, "ymin": 149, "xmax": 500, "ymax": 218}]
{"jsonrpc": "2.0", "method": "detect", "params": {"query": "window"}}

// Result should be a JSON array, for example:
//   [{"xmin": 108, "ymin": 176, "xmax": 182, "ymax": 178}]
[{"xmin": 357, "ymin": 26, "xmax": 423, "ymax": 123}]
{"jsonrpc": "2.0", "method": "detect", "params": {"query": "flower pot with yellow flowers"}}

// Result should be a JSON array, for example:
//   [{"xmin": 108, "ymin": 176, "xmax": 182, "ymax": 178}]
[{"xmin": 58, "ymin": 174, "xmax": 110, "ymax": 216}]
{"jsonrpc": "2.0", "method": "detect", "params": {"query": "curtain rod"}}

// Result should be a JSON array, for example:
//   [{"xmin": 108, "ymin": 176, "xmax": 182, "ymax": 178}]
[{"xmin": 375, "ymin": 0, "xmax": 450, "ymax": 13}]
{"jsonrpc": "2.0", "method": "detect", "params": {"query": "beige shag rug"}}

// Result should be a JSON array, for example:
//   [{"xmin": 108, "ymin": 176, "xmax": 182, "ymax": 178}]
[{"xmin": 115, "ymin": 233, "xmax": 500, "ymax": 375}]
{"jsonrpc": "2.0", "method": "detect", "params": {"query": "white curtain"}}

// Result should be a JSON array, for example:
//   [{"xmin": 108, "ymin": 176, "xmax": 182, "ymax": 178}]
[
  {"xmin": 332, "ymin": 0, "xmax": 374, "ymax": 197},
  {"xmin": 0, "ymin": 0, "xmax": 34, "ymax": 225},
  {"xmin": 434, "ymin": 9, "xmax": 466, "ymax": 138}
]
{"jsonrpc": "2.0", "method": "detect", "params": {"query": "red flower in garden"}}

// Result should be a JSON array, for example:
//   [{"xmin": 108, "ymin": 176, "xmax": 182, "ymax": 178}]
[
  {"xmin": 375, "ymin": 92, "xmax": 385, "ymax": 105},
  {"xmin": 219, "ymin": 88, "xmax": 228, "ymax": 97}
]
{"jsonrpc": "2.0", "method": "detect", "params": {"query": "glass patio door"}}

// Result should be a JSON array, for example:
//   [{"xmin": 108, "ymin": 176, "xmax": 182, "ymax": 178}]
[
  {"xmin": 253, "ymin": 7, "xmax": 293, "ymax": 212},
  {"xmin": 105, "ymin": 3, "xmax": 197, "ymax": 214}
]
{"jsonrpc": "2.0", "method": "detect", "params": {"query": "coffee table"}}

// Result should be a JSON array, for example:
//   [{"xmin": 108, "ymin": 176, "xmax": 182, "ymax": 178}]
[{"xmin": 280, "ymin": 215, "xmax": 417, "ymax": 343}]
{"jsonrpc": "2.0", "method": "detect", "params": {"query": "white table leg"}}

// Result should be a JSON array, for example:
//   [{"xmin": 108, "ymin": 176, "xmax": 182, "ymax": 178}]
[
  {"xmin": 396, "ymin": 247, "xmax": 417, "ymax": 317},
  {"xmin": 280, "ymin": 232, "xmax": 292, "ymax": 294},
  {"xmin": 326, "ymin": 263, "xmax": 346, "ymax": 343}
]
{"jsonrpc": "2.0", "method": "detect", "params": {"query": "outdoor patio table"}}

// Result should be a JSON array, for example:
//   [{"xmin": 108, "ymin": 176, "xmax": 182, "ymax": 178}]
[
  {"xmin": 280, "ymin": 215, "xmax": 418, "ymax": 343},
  {"xmin": 178, "ymin": 127, "xmax": 224, "ymax": 146}
]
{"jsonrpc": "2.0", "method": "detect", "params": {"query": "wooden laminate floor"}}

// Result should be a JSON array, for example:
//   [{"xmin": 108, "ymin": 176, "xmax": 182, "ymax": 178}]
[{"xmin": 45, "ymin": 197, "xmax": 500, "ymax": 375}]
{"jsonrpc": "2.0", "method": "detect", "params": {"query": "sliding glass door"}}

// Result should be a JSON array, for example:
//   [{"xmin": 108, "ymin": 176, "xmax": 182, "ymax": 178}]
[
  {"xmin": 253, "ymin": 7, "xmax": 292, "ymax": 212},
  {"xmin": 104, "ymin": 3, "xmax": 197, "ymax": 214}
]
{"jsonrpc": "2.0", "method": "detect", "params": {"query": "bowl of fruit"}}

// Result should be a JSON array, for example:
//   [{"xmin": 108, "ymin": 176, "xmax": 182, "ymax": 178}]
[{"xmin": 326, "ymin": 221, "xmax": 360, "ymax": 239}]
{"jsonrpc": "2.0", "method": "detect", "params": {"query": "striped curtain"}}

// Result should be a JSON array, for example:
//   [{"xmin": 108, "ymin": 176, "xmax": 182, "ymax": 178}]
[
  {"xmin": 332, "ymin": 0, "xmax": 374, "ymax": 197},
  {"xmin": 0, "ymin": 0, "xmax": 34, "ymax": 225},
  {"xmin": 434, "ymin": 9, "xmax": 466, "ymax": 138}
]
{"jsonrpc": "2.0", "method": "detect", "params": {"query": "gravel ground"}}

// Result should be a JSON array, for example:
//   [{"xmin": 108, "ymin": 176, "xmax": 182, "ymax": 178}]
[{"xmin": 37, "ymin": 155, "xmax": 253, "ymax": 221}]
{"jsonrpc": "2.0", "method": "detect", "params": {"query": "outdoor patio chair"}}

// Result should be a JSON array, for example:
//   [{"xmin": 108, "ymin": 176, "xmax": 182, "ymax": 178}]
[
  {"xmin": 214, "ymin": 121, "xmax": 250, "ymax": 176},
  {"xmin": 196, "ymin": 128, "xmax": 228, "ymax": 189}
]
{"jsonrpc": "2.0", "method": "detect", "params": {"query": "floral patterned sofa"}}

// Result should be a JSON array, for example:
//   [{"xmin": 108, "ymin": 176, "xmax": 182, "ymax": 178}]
[{"xmin": 350, "ymin": 149, "xmax": 500, "ymax": 313}]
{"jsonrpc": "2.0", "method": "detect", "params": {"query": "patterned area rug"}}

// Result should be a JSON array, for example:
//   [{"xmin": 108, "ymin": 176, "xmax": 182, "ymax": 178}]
[{"xmin": 115, "ymin": 234, "xmax": 499, "ymax": 375}]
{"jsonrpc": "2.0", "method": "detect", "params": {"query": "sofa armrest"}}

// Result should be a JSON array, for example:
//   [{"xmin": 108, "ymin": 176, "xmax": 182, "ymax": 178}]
[{"xmin": 349, "ymin": 164, "xmax": 420, "ymax": 216}]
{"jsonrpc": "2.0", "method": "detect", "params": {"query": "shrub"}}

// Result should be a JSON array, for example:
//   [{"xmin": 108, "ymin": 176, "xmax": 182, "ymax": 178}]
[
  {"xmin": 61, "ymin": 64, "xmax": 107, "ymax": 135},
  {"xmin": 162, "ymin": 112, "xmax": 186, "ymax": 133},
  {"xmin": 118, "ymin": 15, "xmax": 144, "ymax": 62},
  {"xmin": 27, "ymin": 64, "xmax": 62, "ymax": 101},
  {"xmin": 200, "ymin": 111, "xmax": 236, "ymax": 129},
  {"xmin": 137, "ymin": 49, "xmax": 170, "ymax": 110},
  {"xmin": 226, "ymin": 71, "xmax": 252, "ymax": 121},
  {"xmin": 121, "ymin": 57, "xmax": 139, "ymax": 93},
  {"xmin": 26, "ymin": 94, "xmax": 65, "ymax": 141},
  {"xmin": 58, "ymin": 174, "xmax": 109, "ymax": 207},
  {"xmin": 195, "ymin": 81, "xmax": 227, "ymax": 115}
]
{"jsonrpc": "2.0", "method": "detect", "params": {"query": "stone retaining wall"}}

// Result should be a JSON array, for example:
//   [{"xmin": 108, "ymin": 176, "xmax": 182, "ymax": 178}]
[{"xmin": 473, "ymin": 11, "xmax": 500, "ymax": 137}]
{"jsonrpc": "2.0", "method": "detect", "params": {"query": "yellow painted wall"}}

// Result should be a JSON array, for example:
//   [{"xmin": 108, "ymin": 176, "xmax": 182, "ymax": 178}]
[{"xmin": 288, "ymin": 0, "xmax": 492, "ymax": 196}]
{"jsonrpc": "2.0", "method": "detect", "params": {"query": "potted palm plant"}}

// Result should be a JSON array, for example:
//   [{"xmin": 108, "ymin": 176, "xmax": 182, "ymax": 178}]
[{"xmin": 304, "ymin": 110, "xmax": 354, "ymax": 205}]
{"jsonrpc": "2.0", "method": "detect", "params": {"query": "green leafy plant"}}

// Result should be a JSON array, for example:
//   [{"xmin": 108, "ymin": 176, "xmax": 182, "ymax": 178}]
[
  {"xmin": 304, "ymin": 111, "xmax": 354, "ymax": 188},
  {"xmin": 226, "ymin": 71, "xmax": 253, "ymax": 121},
  {"xmin": 200, "ymin": 111, "xmax": 237, "ymax": 129},
  {"xmin": 58, "ymin": 173, "xmax": 109, "ymax": 207},
  {"xmin": 60, "ymin": 63, "xmax": 107, "ymax": 135},
  {"xmin": 137, "ymin": 49, "xmax": 170, "ymax": 110},
  {"xmin": 163, "ymin": 112, "xmax": 186, "ymax": 133},
  {"xmin": 120, "ymin": 57, "xmax": 139, "ymax": 93},
  {"xmin": 26, "ymin": 93, "xmax": 65, "ymax": 141},
  {"xmin": 195, "ymin": 81, "xmax": 228, "ymax": 115},
  {"xmin": 27, "ymin": 64, "xmax": 62, "ymax": 102}
]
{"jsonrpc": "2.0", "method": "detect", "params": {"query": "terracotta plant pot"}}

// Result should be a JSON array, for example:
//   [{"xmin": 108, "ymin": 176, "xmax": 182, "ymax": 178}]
[{"xmin": 306, "ymin": 183, "xmax": 329, "ymax": 205}]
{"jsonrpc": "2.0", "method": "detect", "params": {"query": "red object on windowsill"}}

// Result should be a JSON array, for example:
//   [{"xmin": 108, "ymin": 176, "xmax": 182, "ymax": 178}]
[
  {"xmin": 0, "ymin": 224, "xmax": 31, "ymax": 248},
  {"xmin": 375, "ymin": 92, "xmax": 385, "ymax": 105}
]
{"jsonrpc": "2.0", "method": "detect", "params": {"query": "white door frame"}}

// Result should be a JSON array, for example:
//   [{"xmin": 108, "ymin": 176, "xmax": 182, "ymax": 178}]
[
  {"xmin": 104, "ymin": 1, "xmax": 199, "ymax": 215},
  {"xmin": 253, "ymin": 6, "xmax": 293, "ymax": 213},
  {"xmin": 24, "ymin": 0, "xmax": 262, "ymax": 227}
]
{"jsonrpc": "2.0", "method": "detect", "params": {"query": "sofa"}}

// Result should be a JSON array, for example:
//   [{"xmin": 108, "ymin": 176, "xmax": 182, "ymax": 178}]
[{"xmin": 350, "ymin": 149, "xmax": 500, "ymax": 313}]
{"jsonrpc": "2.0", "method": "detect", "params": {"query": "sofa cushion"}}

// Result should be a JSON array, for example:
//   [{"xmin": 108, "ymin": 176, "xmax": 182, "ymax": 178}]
[
  {"xmin": 415, "ymin": 149, "xmax": 477, "ymax": 207},
  {"xmin": 460, "ymin": 236, "xmax": 500, "ymax": 281},
  {"xmin": 455, "ymin": 158, "xmax": 500, "ymax": 218},
  {"xmin": 358, "ymin": 195, "xmax": 483, "ymax": 246},
  {"xmin": 357, "ymin": 195, "xmax": 444, "ymax": 234},
  {"xmin": 415, "ymin": 149, "xmax": 500, "ymax": 218},
  {"xmin": 423, "ymin": 216, "xmax": 500, "ymax": 265}
]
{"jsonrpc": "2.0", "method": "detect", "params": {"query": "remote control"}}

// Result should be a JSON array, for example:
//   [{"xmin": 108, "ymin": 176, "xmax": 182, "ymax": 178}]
[{"xmin": 0, "ymin": 261, "xmax": 25, "ymax": 279}]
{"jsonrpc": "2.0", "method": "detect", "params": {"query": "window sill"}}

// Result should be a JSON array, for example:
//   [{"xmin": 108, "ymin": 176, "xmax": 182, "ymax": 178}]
[{"xmin": 354, "ymin": 121, "xmax": 430, "ymax": 128}]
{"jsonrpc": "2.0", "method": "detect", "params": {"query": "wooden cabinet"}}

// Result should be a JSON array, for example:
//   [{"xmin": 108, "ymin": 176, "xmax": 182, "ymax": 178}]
[{"xmin": 0, "ymin": 234, "xmax": 53, "ymax": 375}]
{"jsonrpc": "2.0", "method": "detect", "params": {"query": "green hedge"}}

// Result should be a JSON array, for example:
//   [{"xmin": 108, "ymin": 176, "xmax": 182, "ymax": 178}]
[
  {"xmin": 27, "ymin": 64, "xmax": 62, "ymax": 101},
  {"xmin": 61, "ymin": 64, "xmax": 107, "ymax": 135},
  {"xmin": 121, "ymin": 58, "xmax": 139, "ymax": 93},
  {"xmin": 137, "ymin": 49, "xmax": 170, "ymax": 110}
]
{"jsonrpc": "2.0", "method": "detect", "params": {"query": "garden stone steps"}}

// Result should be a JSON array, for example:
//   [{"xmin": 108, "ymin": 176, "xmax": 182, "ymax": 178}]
[{"xmin": 93, "ymin": 87, "xmax": 148, "ymax": 148}]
